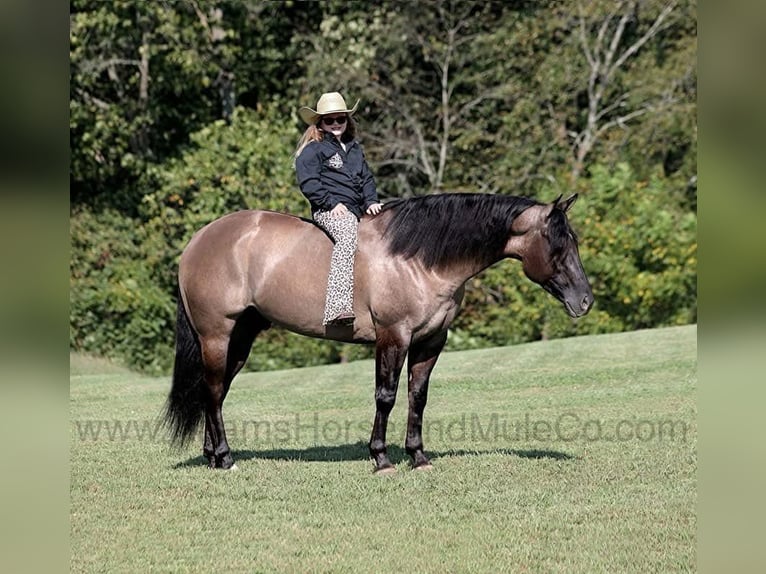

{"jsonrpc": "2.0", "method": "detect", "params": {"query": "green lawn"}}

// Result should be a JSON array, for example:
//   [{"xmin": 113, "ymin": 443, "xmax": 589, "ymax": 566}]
[{"xmin": 70, "ymin": 325, "xmax": 696, "ymax": 573}]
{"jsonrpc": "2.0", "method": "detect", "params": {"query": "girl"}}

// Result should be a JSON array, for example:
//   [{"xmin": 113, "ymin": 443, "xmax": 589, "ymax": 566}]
[{"xmin": 294, "ymin": 92, "xmax": 383, "ymax": 326}]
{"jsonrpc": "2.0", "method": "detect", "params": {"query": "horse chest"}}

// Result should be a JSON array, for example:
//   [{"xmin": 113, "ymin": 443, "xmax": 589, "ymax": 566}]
[{"xmin": 410, "ymin": 285, "xmax": 465, "ymax": 340}]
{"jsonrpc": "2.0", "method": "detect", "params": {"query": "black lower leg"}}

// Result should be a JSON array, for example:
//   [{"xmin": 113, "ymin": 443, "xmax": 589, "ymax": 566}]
[
  {"xmin": 369, "ymin": 387, "xmax": 397, "ymax": 470},
  {"xmin": 405, "ymin": 333, "xmax": 446, "ymax": 468},
  {"xmin": 405, "ymin": 383, "xmax": 432, "ymax": 468},
  {"xmin": 210, "ymin": 408, "xmax": 233, "ymax": 469},
  {"xmin": 203, "ymin": 420, "xmax": 215, "ymax": 467},
  {"xmin": 203, "ymin": 410, "xmax": 233, "ymax": 469},
  {"xmin": 199, "ymin": 330, "xmax": 244, "ymax": 470},
  {"xmin": 202, "ymin": 376, "xmax": 234, "ymax": 469},
  {"xmin": 369, "ymin": 334, "xmax": 408, "ymax": 472},
  {"xmin": 405, "ymin": 391, "xmax": 431, "ymax": 468},
  {"xmin": 205, "ymin": 307, "xmax": 266, "ymax": 469}
]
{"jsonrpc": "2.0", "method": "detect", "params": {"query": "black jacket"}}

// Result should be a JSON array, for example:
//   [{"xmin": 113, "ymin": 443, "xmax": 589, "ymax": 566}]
[{"xmin": 295, "ymin": 134, "xmax": 378, "ymax": 219}]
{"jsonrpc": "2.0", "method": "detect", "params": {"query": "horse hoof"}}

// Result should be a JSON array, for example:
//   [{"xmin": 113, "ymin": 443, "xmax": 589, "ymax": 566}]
[
  {"xmin": 229, "ymin": 463, "xmax": 239, "ymax": 471},
  {"xmin": 374, "ymin": 466, "xmax": 397, "ymax": 476},
  {"xmin": 413, "ymin": 463, "xmax": 434, "ymax": 471}
]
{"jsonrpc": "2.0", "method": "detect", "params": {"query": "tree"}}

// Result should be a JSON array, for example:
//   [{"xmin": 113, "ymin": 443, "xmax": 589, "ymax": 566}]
[
  {"xmin": 70, "ymin": 0, "xmax": 239, "ymax": 212},
  {"xmin": 300, "ymin": 1, "xmax": 531, "ymax": 196},
  {"xmin": 570, "ymin": 0, "xmax": 682, "ymax": 180},
  {"xmin": 70, "ymin": 0, "xmax": 318, "ymax": 214}
]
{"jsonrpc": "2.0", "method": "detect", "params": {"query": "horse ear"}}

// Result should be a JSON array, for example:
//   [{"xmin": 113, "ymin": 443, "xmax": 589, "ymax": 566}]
[
  {"xmin": 546, "ymin": 194, "xmax": 563, "ymax": 220},
  {"xmin": 561, "ymin": 194, "xmax": 578, "ymax": 213}
]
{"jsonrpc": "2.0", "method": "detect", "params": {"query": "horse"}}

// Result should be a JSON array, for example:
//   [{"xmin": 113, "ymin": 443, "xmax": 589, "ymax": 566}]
[{"xmin": 164, "ymin": 193, "xmax": 593, "ymax": 473}]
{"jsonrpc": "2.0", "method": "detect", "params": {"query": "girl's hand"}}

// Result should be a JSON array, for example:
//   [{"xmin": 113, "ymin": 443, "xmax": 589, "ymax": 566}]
[
  {"xmin": 330, "ymin": 203, "xmax": 349, "ymax": 218},
  {"xmin": 366, "ymin": 203, "xmax": 383, "ymax": 216}
]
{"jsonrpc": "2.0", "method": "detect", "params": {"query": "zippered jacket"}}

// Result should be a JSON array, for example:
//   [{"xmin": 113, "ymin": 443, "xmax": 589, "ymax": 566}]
[{"xmin": 295, "ymin": 134, "xmax": 379, "ymax": 219}]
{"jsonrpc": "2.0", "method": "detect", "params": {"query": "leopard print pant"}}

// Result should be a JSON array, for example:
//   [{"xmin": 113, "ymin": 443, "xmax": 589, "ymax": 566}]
[{"xmin": 313, "ymin": 209, "xmax": 359, "ymax": 325}]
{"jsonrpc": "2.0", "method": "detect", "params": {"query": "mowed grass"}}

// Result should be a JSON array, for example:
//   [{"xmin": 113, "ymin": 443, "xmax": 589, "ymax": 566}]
[{"xmin": 70, "ymin": 325, "xmax": 696, "ymax": 573}]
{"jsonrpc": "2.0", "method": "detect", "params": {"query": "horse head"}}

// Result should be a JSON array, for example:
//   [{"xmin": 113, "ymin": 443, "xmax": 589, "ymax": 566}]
[{"xmin": 506, "ymin": 194, "xmax": 594, "ymax": 318}]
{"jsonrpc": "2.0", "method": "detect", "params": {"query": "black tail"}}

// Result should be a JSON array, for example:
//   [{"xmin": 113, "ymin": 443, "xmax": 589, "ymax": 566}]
[{"xmin": 163, "ymin": 293, "xmax": 206, "ymax": 446}]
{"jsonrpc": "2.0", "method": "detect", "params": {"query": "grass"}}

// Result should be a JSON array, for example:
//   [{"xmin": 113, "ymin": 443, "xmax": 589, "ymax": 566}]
[{"xmin": 70, "ymin": 325, "xmax": 696, "ymax": 573}]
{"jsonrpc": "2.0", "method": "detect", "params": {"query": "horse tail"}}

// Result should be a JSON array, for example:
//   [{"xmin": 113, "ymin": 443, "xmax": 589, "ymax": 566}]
[{"xmin": 164, "ymin": 291, "xmax": 206, "ymax": 446}]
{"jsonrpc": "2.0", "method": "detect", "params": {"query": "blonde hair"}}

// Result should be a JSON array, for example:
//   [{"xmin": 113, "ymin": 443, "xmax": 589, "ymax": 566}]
[
  {"xmin": 293, "ymin": 116, "xmax": 358, "ymax": 166},
  {"xmin": 294, "ymin": 125, "xmax": 324, "ymax": 162}
]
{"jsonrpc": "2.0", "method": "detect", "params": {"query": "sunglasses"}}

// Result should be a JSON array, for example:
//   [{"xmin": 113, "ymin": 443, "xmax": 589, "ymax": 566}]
[{"xmin": 321, "ymin": 115, "xmax": 347, "ymax": 126}]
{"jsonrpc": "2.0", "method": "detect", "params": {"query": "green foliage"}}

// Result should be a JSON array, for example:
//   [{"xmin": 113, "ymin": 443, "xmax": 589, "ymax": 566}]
[
  {"xmin": 576, "ymin": 163, "xmax": 697, "ymax": 329},
  {"xmin": 70, "ymin": 208, "xmax": 175, "ymax": 375},
  {"xmin": 70, "ymin": 0, "xmax": 238, "ymax": 212},
  {"xmin": 247, "ymin": 330, "xmax": 373, "ymax": 372},
  {"xmin": 140, "ymin": 105, "xmax": 307, "ymax": 292},
  {"xmin": 300, "ymin": 1, "xmax": 696, "ymax": 200},
  {"xmin": 70, "ymin": 0, "xmax": 314, "ymax": 213}
]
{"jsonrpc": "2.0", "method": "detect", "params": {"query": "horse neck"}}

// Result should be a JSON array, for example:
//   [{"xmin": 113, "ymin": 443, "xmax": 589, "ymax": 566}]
[
  {"xmin": 367, "ymin": 209, "xmax": 510, "ymax": 287},
  {"xmin": 443, "ymin": 253, "xmax": 508, "ymax": 286}
]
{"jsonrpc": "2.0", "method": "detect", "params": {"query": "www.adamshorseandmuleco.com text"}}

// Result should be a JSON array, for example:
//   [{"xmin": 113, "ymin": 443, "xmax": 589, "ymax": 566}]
[{"xmin": 73, "ymin": 412, "xmax": 690, "ymax": 445}]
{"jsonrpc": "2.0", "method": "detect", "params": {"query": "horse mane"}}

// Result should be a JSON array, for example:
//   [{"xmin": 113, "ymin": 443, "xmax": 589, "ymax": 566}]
[
  {"xmin": 381, "ymin": 193, "xmax": 540, "ymax": 268},
  {"xmin": 547, "ymin": 207, "xmax": 578, "ymax": 259}
]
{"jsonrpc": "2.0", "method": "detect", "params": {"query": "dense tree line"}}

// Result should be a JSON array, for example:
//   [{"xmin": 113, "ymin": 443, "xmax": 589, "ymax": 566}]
[{"xmin": 70, "ymin": 0, "xmax": 696, "ymax": 374}]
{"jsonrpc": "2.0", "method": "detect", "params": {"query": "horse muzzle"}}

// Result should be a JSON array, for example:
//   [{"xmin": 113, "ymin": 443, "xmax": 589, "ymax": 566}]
[
  {"xmin": 543, "ymin": 280, "xmax": 593, "ymax": 318},
  {"xmin": 565, "ymin": 291, "xmax": 593, "ymax": 318}
]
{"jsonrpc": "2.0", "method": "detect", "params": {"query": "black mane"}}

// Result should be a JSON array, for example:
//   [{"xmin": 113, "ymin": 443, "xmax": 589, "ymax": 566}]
[
  {"xmin": 547, "ymin": 207, "xmax": 578, "ymax": 259},
  {"xmin": 382, "ymin": 193, "xmax": 539, "ymax": 268}
]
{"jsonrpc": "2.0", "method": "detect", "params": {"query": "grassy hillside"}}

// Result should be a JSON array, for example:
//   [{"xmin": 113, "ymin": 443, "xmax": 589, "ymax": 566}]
[{"xmin": 70, "ymin": 325, "xmax": 696, "ymax": 572}]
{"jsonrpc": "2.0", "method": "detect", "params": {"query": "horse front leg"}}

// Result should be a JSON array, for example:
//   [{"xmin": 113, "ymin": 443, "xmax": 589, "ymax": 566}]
[
  {"xmin": 406, "ymin": 331, "xmax": 447, "ymax": 470},
  {"xmin": 369, "ymin": 329, "xmax": 409, "ymax": 474}
]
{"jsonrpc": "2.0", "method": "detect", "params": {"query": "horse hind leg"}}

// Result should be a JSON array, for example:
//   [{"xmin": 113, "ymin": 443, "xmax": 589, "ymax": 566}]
[
  {"xmin": 199, "ymin": 335, "xmax": 235, "ymax": 469},
  {"xmin": 202, "ymin": 307, "xmax": 271, "ymax": 469},
  {"xmin": 226, "ymin": 307, "xmax": 271, "ymax": 380}
]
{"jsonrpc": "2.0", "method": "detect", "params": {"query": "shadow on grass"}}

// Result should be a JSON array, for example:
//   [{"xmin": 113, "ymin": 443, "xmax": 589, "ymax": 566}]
[{"xmin": 174, "ymin": 442, "xmax": 574, "ymax": 468}]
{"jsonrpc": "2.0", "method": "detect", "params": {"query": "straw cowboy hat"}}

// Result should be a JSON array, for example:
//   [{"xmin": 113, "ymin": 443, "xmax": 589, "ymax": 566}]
[{"xmin": 299, "ymin": 92, "xmax": 359, "ymax": 125}]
